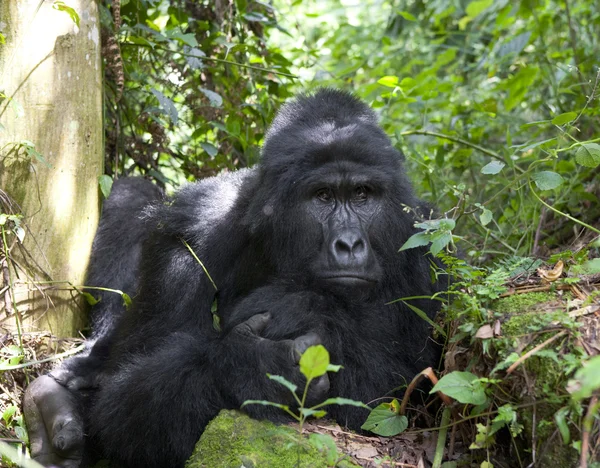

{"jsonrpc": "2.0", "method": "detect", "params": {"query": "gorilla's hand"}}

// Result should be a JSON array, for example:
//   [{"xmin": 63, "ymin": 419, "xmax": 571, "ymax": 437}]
[
  {"xmin": 23, "ymin": 375, "xmax": 84, "ymax": 468},
  {"xmin": 227, "ymin": 313, "xmax": 330, "ymax": 404}
]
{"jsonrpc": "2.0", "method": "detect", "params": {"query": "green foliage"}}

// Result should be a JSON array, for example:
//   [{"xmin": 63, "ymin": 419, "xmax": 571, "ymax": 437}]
[
  {"xmin": 273, "ymin": 0, "xmax": 600, "ymax": 258},
  {"xmin": 243, "ymin": 345, "xmax": 368, "ymax": 434},
  {"xmin": 99, "ymin": 0, "xmax": 294, "ymax": 187},
  {"xmin": 360, "ymin": 399, "xmax": 408, "ymax": 437},
  {"xmin": 430, "ymin": 371, "xmax": 487, "ymax": 405},
  {"xmin": 52, "ymin": 1, "xmax": 80, "ymax": 27}
]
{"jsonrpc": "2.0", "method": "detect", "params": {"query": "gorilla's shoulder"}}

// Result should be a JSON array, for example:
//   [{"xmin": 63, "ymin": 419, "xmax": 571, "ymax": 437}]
[{"xmin": 148, "ymin": 168, "xmax": 258, "ymax": 238}]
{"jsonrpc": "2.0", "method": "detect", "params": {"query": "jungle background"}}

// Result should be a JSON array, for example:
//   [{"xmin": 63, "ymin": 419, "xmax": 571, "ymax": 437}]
[{"xmin": 1, "ymin": 0, "xmax": 600, "ymax": 467}]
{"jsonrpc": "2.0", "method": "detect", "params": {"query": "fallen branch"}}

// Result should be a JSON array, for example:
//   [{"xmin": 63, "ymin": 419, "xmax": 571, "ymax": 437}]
[{"xmin": 506, "ymin": 330, "xmax": 568, "ymax": 375}]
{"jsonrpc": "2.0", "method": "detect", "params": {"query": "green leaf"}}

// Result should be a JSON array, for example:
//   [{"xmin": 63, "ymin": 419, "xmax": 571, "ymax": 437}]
[
  {"xmin": 168, "ymin": 31, "xmax": 198, "ymax": 47},
  {"xmin": 267, "ymin": 374, "xmax": 297, "ymax": 394},
  {"xmin": 52, "ymin": 1, "xmax": 80, "ymax": 27},
  {"xmin": 317, "ymin": 397, "xmax": 370, "ymax": 409},
  {"xmin": 399, "ymin": 232, "xmax": 431, "ymax": 251},
  {"xmin": 575, "ymin": 143, "xmax": 600, "ymax": 168},
  {"xmin": 199, "ymin": 88, "xmax": 223, "ymax": 107},
  {"xmin": 300, "ymin": 408, "xmax": 327, "ymax": 418},
  {"xmin": 151, "ymin": 89, "xmax": 178, "ymax": 124},
  {"xmin": 122, "ymin": 293, "xmax": 132, "ymax": 308},
  {"xmin": 299, "ymin": 345, "xmax": 330, "ymax": 380},
  {"xmin": 430, "ymin": 231, "xmax": 452, "ymax": 256},
  {"xmin": 309, "ymin": 433, "xmax": 338, "ymax": 465},
  {"xmin": 465, "ymin": 0, "xmax": 493, "ymax": 18},
  {"xmin": 402, "ymin": 301, "xmax": 447, "ymax": 337},
  {"xmin": 430, "ymin": 371, "xmax": 487, "ymax": 405},
  {"xmin": 98, "ymin": 175, "xmax": 113, "ymax": 199},
  {"xmin": 480, "ymin": 209, "xmax": 493, "ymax": 226},
  {"xmin": 481, "ymin": 161, "xmax": 505, "ymax": 174},
  {"xmin": 200, "ymin": 142, "xmax": 218, "ymax": 158},
  {"xmin": 241, "ymin": 399, "xmax": 291, "ymax": 411},
  {"xmin": 569, "ymin": 355, "xmax": 600, "ymax": 400},
  {"xmin": 554, "ymin": 407, "xmax": 570, "ymax": 444},
  {"xmin": 361, "ymin": 400, "xmax": 408, "ymax": 436},
  {"xmin": 397, "ymin": 11, "xmax": 416, "ymax": 21},
  {"xmin": 81, "ymin": 291, "xmax": 99, "ymax": 306},
  {"xmin": 532, "ymin": 171, "xmax": 564, "ymax": 190},
  {"xmin": 551, "ymin": 112, "xmax": 577, "ymax": 125},
  {"xmin": 2, "ymin": 405, "xmax": 16, "ymax": 424},
  {"xmin": 377, "ymin": 76, "xmax": 399, "ymax": 88},
  {"xmin": 326, "ymin": 364, "xmax": 342, "ymax": 373},
  {"xmin": 414, "ymin": 218, "xmax": 455, "ymax": 231}
]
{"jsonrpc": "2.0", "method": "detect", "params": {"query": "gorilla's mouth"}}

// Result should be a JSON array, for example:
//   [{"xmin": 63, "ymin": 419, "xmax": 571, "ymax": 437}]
[{"xmin": 321, "ymin": 274, "xmax": 377, "ymax": 287}]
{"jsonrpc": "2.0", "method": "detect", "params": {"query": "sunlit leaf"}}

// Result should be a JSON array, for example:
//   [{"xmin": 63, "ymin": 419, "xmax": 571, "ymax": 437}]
[
  {"xmin": 299, "ymin": 345, "xmax": 329, "ymax": 380},
  {"xmin": 377, "ymin": 76, "xmax": 399, "ymax": 88},
  {"xmin": 551, "ymin": 112, "xmax": 577, "ymax": 125},
  {"xmin": 466, "ymin": 0, "xmax": 493, "ymax": 18}
]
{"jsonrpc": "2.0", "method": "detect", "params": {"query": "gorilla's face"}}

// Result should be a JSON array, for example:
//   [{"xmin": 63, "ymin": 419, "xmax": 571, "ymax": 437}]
[
  {"xmin": 251, "ymin": 89, "xmax": 415, "ymax": 295},
  {"xmin": 304, "ymin": 160, "xmax": 383, "ymax": 290}
]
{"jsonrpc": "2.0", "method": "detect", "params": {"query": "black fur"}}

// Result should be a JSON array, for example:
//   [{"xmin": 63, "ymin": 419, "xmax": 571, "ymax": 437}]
[{"xmin": 54, "ymin": 89, "xmax": 440, "ymax": 467}]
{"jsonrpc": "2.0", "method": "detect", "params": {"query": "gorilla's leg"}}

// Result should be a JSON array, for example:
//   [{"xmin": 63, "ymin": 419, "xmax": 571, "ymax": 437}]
[
  {"xmin": 23, "ymin": 376, "xmax": 84, "ymax": 468},
  {"xmin": 24, "ymin": 178, "xmax": 163, "ymax": 467}
]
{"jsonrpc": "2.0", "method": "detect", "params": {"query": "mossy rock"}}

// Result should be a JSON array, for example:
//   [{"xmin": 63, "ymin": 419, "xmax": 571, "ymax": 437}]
[{"xmin": 185, "ymin": 410, "xmax": 359, "ymax": 468}]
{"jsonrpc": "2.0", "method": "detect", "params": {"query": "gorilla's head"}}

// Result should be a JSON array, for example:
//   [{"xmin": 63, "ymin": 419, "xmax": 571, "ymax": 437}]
[{"xmin": 246, "ymin": 89, "xmax": 421, "ymax": 294}]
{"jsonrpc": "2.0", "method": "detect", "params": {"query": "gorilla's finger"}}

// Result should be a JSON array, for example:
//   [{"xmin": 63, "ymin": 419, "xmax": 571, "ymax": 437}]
[
  {"xmin": 234, "ymin": 312, "xmax": 271, "ymax": 338},
  {"xmin": 292, "ymin": 332, "xmax": 322, "ymax": 362},
  {"xmin": 311, "ymin": 374, "xmax": 331, "ymax": 398}
]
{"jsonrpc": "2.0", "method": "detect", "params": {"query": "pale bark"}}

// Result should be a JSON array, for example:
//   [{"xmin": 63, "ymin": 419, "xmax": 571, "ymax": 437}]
[{"xmin": 0, "ymin": 0, "xmax": 103, "ymax": 337}]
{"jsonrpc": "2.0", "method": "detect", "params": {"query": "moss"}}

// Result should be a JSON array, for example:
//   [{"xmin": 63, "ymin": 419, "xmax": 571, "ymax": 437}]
[
  {"xmin": 493, "ymin": 292, "xmax": 556, "ymax": 315},
  {"xmin": 185, "ymin": 410, "xmax": 358, "ymax": 468}
]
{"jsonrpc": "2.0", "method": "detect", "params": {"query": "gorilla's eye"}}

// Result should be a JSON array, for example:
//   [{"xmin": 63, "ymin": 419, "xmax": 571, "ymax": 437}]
[
  {"xmin": 353, "ymin": 186, "xmax": 369, "ymax": 201},
  {"xmin": 315, "ymin": 188, "xmax": 334, "ymax": 202}
]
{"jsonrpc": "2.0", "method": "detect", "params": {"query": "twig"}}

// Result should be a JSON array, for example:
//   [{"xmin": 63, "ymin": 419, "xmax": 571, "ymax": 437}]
[
  {"xmin": 506, "ymin": 330, "xmax": 568, "ymax": 375},
  {"xmin": 532, "ymin": 206, "xmax": 547, "ymax": 256},
  {"xmin": 529, "ymin": 181, "xmax": 600, "ymax": 235},
  {"xmin": 400, "ymin": 130, "xmax": 505, "ymax": 162},
  {"xmin": 580, "ymin": 395, "xmax": 600, "ymax": 468},
  {"xmin": 400, "ymin": 367, "xmax": 452, "ymax": 416},
  {"xmin": 0, "ymin": 344, "xmax": 85, "ymax": 371},
  {"xmin": 121, "ymin": 42, "xmax": 298, "ymax": 78}
]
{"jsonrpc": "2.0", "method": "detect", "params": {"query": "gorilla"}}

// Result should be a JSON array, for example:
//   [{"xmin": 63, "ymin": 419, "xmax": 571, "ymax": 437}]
[{"xmin": 23, "ymin": 89, "xmax": 441, "ymax": 468}]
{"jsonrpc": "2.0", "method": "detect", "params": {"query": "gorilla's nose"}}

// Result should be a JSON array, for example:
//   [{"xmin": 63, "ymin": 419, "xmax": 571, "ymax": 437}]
[{"xmin": 331, "ymin": 230, "xmax": 368, "ymax": 267}]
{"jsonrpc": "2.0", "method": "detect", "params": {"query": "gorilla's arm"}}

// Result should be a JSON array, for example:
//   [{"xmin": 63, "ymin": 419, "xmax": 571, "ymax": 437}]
[{"xmin": 89, "ymin": 314, "xmax": 324, "ymax": 468}]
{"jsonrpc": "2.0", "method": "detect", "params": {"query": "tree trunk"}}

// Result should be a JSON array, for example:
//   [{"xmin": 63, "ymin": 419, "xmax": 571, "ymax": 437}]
[{"xmin": 0, "ymin": 0, "xmax": 103, "ymax": 337}]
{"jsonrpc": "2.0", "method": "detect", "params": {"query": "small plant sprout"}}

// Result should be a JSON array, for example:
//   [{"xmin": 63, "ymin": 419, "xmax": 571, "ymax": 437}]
[{"xmin": 242, "ymin": 344, "xmax": 369, "ymax": 433}]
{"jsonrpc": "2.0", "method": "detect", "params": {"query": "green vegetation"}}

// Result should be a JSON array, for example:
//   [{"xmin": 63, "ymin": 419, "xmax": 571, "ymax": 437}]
[{"xmin": 1, "ymin": 0, "xmax": 599, "ymax": 466}]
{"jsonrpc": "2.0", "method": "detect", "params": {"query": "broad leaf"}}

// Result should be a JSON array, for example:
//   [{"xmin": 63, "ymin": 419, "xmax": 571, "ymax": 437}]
[
  {"xmin": 532, "ymin": 171, "xmax": 564, "ymax": 190},
  {"xmin": 98, "ymin": 175, "xmax": 113, "ymax": 199},
  {"xmin": 575, "ymin": 143, "xmax": 600, "ymax": 168},
  {"xmin": 481, "ymin": 161, "xmax": 505, "ymax": 175},
  {"xmin": 299, "ymin": 345, "xmax": 330, "ymax": 380},
  {"xmin": 361, "ymin": 400, "xmax": 408, "ymax": 436},
  {"xmin": 551, "ymin": 112, "xmax": 577, "ymax": 125},
  {"xmin": 399, "ymin": 232, "xmax": 431, "ymax": 251},
  {"xmin": 430, "ymin": 371, "xmax": 487, "ymax": 405},
  {"xmin": 377, "ymin": 76, "xmax": 399, "ymax": 88}
]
